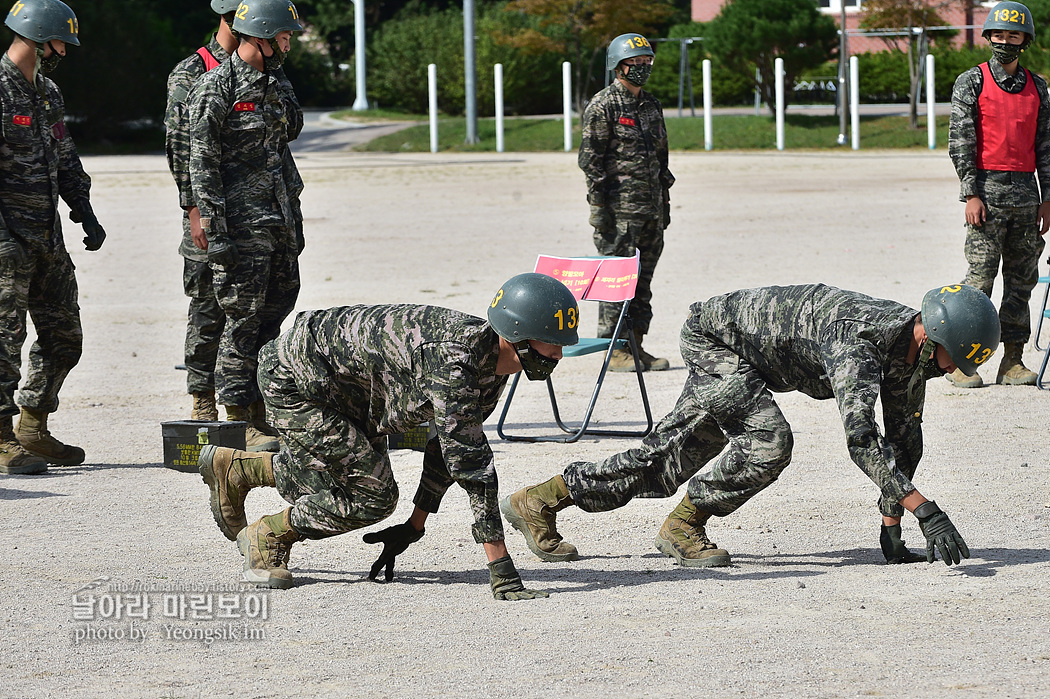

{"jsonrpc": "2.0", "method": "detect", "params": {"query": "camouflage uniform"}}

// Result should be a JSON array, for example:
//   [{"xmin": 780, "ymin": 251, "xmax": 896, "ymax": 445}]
[
  {"xmin": 256, "ymin": 305, "xmax": 508, "ymax": 542},
  {"xmin": 165, "ymin": 38, "xmax": 230, "ymax": 395},
  {"xmin": 0, "ymin": 53, "xmax": 92, "ymax": 418},
  {"xmin": 189, "ymin": 52, "xmax": 304, "ymax": 407},
  {"xmin": 563, "ymin": 285, "xmax": 928, "ymax": 520},
  {"xmin": 949, "ymin": 59, "xmax": 1050, "ymax": 344},
  {"xmin": 579, "ymin": 80, "xmax": 674, "ymax": 337}
]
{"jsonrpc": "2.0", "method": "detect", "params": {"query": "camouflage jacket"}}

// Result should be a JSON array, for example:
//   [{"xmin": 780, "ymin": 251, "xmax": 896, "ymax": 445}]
[
  {"xmin": 0, "ymin": 53, "xmax": 92, "ymax": 246},
  {"xmin": 948, "ymin": 59, "xmax": 1050, "ymax": 207},
  {"xmin": 272, "ymin": 304, "xmax": 508, "ymax": 543},
  {"xmin": 188, "ymin": 52, "xmax": 304, "ymax": 236},
  {"xmin": 578, "ymin": 80, "xmax": 674, "ymax": 220},
  {"xmin": 686, "ymin": 284, "xmax": 923, "ymax": 506}
]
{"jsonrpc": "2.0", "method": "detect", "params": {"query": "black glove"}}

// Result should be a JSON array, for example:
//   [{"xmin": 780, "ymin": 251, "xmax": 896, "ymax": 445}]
[
  {"xmin": 0, "ymin": 235, "xmax": 26, "ymax": 271},
  {"xmin": 879, "ymin": 524, "xmax": 926, "ymax": 564},
  {"xmin": 588, "ymin": 205, "xmax": 612, "ymax": 232},
  {"xmin": 73, "ymin": 210, "xmax": 106, "ymax": 251},
  {"xmin": 362, "ymin": 522, "xmax": 425, "ymax": 582},
  {"xmin": 487, "ymin": 555, "xmax": 549, "ymax": 601},
  {"xmin": 295, "ymin": 219, "xmax": 305, "ymax": 255},
  {"xmin": 915, "ymin": 501, "xmax": 969, "ymax": 566},
  {"xmin": 207, "ymin": 234, "xmax": 239, "ymax": 268}
]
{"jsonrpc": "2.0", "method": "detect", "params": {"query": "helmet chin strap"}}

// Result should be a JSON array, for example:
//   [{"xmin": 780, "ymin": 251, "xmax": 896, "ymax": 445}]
[{"xmin": 906, "ymin": 339, "xmax": 938, "ymax": 405}]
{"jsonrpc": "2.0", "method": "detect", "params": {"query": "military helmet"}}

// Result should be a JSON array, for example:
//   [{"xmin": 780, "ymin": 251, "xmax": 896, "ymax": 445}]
[
  {"xmin": 488, "ymin": 273, "xmax": 580, "ymax": 346},
  {"xmin": 982, "ymin": 1, "xmax": 1035, "ymax": 39},
  {"xmin": 920, "ymin": 284, "xmax": 1000, "ymax": 376},
  {"xmin": 606, "ymin": 32, "xmax": 654, "ymax": 72},
  {"xmin": 5, "ymin": 0, "xmax": 79, "ymax": 47},
  {"xmin": 231, "ymin": 0, "xmax": 302, "ymax": 39},
  {"xmin": 211, "ymin": 0, "xmax": 241, "ymax": 14}
]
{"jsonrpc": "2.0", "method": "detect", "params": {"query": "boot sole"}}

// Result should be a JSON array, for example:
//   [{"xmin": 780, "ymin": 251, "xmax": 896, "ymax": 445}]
[
  {"xmin": 198, "ymin": 445, "xmax": 243, "ymax": 542},
  {"xmin": 997, "ymin": 376, "xmax": 1037, "ymax": 386},
  {"xmin": 499, "ymin": 495, "xmax": 579, "ymax": 563},
  {"xmin": 20, "ymin": 446, "xmax": 84, "ymax": 466},
  {"xmin": 0, "ymin": 462, "xmax": 48, "ymax": 475},
  {"xmin": 654, "ymin": 535, "xmax": 732, "ymax": 568},
  {"xmin": 236, "ymin": 528, "xmax": 293, "ymax": 590}
]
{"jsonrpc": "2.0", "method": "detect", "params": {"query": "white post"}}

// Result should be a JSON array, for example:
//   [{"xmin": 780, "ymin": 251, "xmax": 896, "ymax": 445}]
[
  {"xmin": 562, "ymin": 61, "xmax": 572, "ymax": 152},
  {"xmin": 774, "ymin": 57, "xmax": 785, "ymax": 151},
  {"xmin": 428, "ymin": 64, "xmax": 438, "ymax": 153},
  {"xmin": 926, "ymin": 53, "xmax": 936, "ymax": 150},
  {"xmin": 351, "ymin": 0, "xmax": 368, "ymax": 110},
  {"xmin": 494, "ymin": 63, "xmax": 504, "ymax": 153},
  {"xmin": 702, "ymin": 59, "xmax": 712, "ymax": 151},
  {"xmin": 850, "ymin": 56, "xmax": 860, "ymax": 151}
]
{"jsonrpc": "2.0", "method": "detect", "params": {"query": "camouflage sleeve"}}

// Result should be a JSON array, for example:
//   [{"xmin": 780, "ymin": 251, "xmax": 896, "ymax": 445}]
[
  {"xmin": 165, "ymin": 60, "xmax": 198, "ymax": 209},
  {"xmin": 878, "ymin": 385, "xmax": 924, "ymax": 516},
  {"xmin": 50, "ymin": 83, "xmax": 92, "ymax": 218},
  {"xmin": 653, "ymin": 97, "xmax": 674, "ymax": 191},
  {"xmin": 1032, "ymin": 74, "xmax": 1050, "ymax": 202},
  {"xmin": 272, "ymin": 66, "xmax": 303, "ymax": 142},
  {"xmin": 578, "ymin": 98, "xmax": 610, "ymax": 206},
  {"xmin": 415, "ymin": 343, "xmax": 504, "ymax": 544},
  {"xmin": 823, "ymin": 330, "xmax": 916, "ymax": 505},
  {"xmin": 948, "ymin": 69, "xmax": 981, "ymax": 201},
  {"xmin": 188, "ymin": 77, "xmax": 228, "ymax": 234}
]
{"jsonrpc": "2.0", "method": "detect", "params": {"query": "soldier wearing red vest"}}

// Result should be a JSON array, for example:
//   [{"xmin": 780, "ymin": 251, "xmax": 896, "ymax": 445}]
[{"xmin": 948, "ymin": 0, "xmax": 1050, "ymax": 388}]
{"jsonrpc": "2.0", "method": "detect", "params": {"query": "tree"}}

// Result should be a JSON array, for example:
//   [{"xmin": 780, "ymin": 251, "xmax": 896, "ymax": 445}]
[
  {"xmin": 497, "ymin": 0, "xmax": 675, "ymax": 111},
  {"xmin": 860, "ymin": 0, "xmax": 953, "ymax": 129},
  {"xmin": 703, "ymin": 0, "xmax": 838, "ymax": 116}
]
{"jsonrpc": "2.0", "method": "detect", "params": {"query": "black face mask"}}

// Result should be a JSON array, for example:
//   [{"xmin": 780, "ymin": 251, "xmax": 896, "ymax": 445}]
[
  {"xmin": 990, "ymin": 40, "xmax": 1026, "ymax": 64},
  {"xmin": 515, "ymin": 341, "xmax": 559, "ymax": 381},
  {"xmin": 621, "ymin": 63, "xmax": 652, "ymax": 87},
  {"xmin": 37, "ymin": 42, "xmax": 62, "ymax": 75},
  {"xmin": 264, "ymin": 38, "xmax": 287, "ymax": 69}
]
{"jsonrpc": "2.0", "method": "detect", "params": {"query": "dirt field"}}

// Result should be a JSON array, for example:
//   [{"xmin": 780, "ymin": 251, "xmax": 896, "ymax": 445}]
[{"xmin": 2, "ymin": 150, "xmax": 1049, "ymax": 698}]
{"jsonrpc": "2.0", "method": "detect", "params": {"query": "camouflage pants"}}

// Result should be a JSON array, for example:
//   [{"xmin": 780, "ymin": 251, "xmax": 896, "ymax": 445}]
[
  {"xmin": 0, "ymin": 236, "xmax": 82, "ymax": 418},
  {"xmin": 963, "ymin": 204, "xmax": 1046, "ymax": 344},
  {"xmin": 183, "ymin": 258, "xmax": 224, "ymax": 394},
  {"xmin": 212, "ymin": 226, "xmax": 299, "ymax": 407},
  {"xmin": 563, "ymin": 326, "xmax": 793, "ymax": 518},
  {"xmin": 593, "ymin": 216, "xmax": 664, "ymax": 337},
  {"xmin": 257, "ymin": 341, "xmax": 399, "ymax": 539}
]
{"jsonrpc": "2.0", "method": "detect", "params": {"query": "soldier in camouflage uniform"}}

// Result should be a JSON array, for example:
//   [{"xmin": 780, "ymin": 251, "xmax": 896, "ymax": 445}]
[
  {"xmin": 579, "ymin": 32, "xmax": 674, "ymax": 373},
  {"xmin": 502, "ymin": 284, "xmax": 999, "ymax": 570},
  {"xmin": 164, "ymin": 0, "xmax": 240, "ymax": 423},
  {"xmin": 948, "ymin": 1, "xmax": 1050, "ymax": 388},
  {"xmin": 197, "ymin": 273, "xmax": 580, "ymax": 600},
  {"xmin": 0, "ymin": 0, "xmax": 106, "ymax": 475},
  {"xmin": 189, "ymin": 0, "xmax": 305, "ymax": 451}
]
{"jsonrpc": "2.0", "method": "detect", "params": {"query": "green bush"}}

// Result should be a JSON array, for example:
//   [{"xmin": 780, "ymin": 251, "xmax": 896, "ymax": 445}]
[{"xmin": 646, "ymin": 22, "xmax": 757, "ymax": 108}]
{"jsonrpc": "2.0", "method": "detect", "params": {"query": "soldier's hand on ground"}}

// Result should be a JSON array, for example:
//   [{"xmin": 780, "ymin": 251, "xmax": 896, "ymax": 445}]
[
  {"xmin": 487, "ymin": 555, "xmax": 549, "ymax": 601},
  {"xmin": 207, "ymin": 235, "xmax": 239, "ymax": 268},
  {"xmin": 588, "ymin": 205, "xmax": 612, "ymax": 231},
  {"xmin": 78, "ymin": 211, "xmax": 106, "ymax": 251},
  {"xmin": 0, "ymin": 235, "xmax": 26, "ymax": 270},
  {"xmin": 879, "ymin": 524, "xmax": 926, "ymax": 564},
  {"xmin": 915, "ymin": 501, "xmax": 969, "ymax": 566},
  {"xmin": 964, "ymin": 196, "xmax": 986, "ymax": 226},
  {"xmin": 362, "ymin": 521, "xmax": 425, "ymax": 582}
]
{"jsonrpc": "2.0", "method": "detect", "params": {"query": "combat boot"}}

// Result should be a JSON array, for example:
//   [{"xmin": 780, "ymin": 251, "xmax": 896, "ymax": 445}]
[
  {"xmin": 607, "ymin": 348, "xmax": 639, "ymax": 373},
  {"xmin": 0, "ymin": 416, "xmax": 47, "ymax": 475},
  {"xmin": 633, "ymin": 330, "xmax": 670, "ymax": 371},
  {"xmin": 198, "ymin": 445, "xmax": 276, "ymax": 541},
  {"xmin": 997, "ymin": 343, "xmax": 1037, "ymax": 386},
  {"xmin": 248, "ymin": 399, "xmax": 279, "ymax": 437},
  {"xmin": 191, "ymin": 390, "xmax": 219, "ymax": 421},
  {"xmin": 500, "ymin": 475, "xmax": 578, "ymax": 562},
  {"xmin": 237, "ymin": 508, "xmax": 300, "ymax": 589},
  {"xmin": 224, "ymin": 405, "xmax": 279, "ymax": 452},
  {"xmin": 654, "ymin": 495, "xmax": 731, "ymax": 568},
  {"xmin": 15, "ymin": 407, "xmax": 84, "ymax": 466},
  {"xmin": 946, "ymin": 368, "xmax": 983, "ymax": 389}
]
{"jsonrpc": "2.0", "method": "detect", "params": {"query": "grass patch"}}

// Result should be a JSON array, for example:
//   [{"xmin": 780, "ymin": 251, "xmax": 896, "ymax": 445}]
[
  {"xmin": 329, "ymin": 107, "xmax": 428, "ymax": 123},
  {"xmin": 357, "ymin": 113, "xmax": 951, "ymax": 152}
]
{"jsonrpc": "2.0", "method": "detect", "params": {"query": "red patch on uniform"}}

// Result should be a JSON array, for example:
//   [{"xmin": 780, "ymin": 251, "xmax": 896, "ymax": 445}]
[
  {"xmin": 51, "ymin": 121, "xmax": 66, "ymax": 140},
  {"xmin": 234, "ymin": 102, "xmax": 256, "ymax": 112},
  {"xmin": 618, "ymin": 117, "xmax": 636, "ymax": 126},
  {"xmin": 12, "ymin": 115, "xmax": 31, "ymax": 126}
]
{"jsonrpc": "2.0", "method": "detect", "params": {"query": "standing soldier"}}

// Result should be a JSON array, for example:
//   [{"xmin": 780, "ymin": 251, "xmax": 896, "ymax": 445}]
[
  {"xmin": 0, "ymin": 0, "xmax": 106, "ymax": 475},
  {"xmin": 579, "ymin": 32, "xmax": 674, "ymax": 372},
  {"xmin": 197, "ymin": 274, "xmax": 579, "ymax": 600},
  {"xmin": 164, "ymin": 0, "xmax": 240, "ymax": 423},
  {"xmin": 948, "ymin": 1, "xmax": 1050, "ymax": 388},
  {"xmin": 502, "ymin": 284, "xmax": 998, "ymax": 570},
  {"xmin": 189, "ymin": 0, "xmax": 305, "ymax": 451}
]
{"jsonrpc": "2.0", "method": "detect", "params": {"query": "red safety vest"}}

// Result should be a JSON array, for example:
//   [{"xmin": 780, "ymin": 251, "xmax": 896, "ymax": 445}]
[
  {"xmin": 976, "ymin": 61, "xmax": 1039, "ymax": 172},
  {"xmin": 196, "ymin": 46, "xmax": 221, "ymax": 72}
]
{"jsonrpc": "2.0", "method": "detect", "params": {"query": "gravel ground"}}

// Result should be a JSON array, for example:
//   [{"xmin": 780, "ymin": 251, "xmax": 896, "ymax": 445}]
[{"xmin": 2, "ymin": 151, "xmax": 1049, "ymax": 698}]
